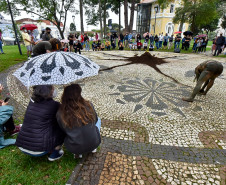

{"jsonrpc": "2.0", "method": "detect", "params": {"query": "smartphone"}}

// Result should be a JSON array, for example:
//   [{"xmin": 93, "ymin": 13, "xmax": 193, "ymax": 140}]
[{"xmin": 4, "ymin": 97, "xmax": 10, "ymax": 103}]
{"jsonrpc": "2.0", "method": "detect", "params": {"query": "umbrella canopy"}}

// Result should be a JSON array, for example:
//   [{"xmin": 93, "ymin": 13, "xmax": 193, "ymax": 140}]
[
  {"xmin": 110, "ymin": 30, "xmax": 117, "ymax": 33},
  {"xmin": 13, "ymin": 52, "xmax": 100, "ymax": 87},
  {"xmin": 198, "ymin": 34, "xmax": 207, "ymax": 37},
  {"xmin": 20, "ymin": 24, "xmax": 38, "ymax": 31},
  {"xmin": 183, "ymin": 31, "xmax": 193, "ymax": 36},
  {"xmin": 61, "ymin": 39, "xmax": 69, "ymax": 43},
  {"xmin": 174, "ymin": 31, "xmax": 182, "ymax": 34}
]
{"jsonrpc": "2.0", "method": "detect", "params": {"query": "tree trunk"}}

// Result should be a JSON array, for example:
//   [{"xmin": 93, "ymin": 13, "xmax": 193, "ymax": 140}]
[
  {"xmin": 57, "ymin": 23, "xmax": 64, "ymax": 39},
  {"xmin": 103, "ymin": 0, "xmax": 107, "ymax": 38},
  {"xmin": 124, "ymin": 0, "xmax": 129, "ymax": 32},
  {"xmin": 129, "ymin": 0, "xmax": 135, "ymax": 33},
  {"xmin": 119, "ymin": 1, "xmax": 121, "ymax": 34},
  {"xmin": 99, "ymin": 0, "xmax": 103, "ymax": 39},
  {"xmin": 79, "ymin": 0, "xmax": 84, "ymax": 34}
]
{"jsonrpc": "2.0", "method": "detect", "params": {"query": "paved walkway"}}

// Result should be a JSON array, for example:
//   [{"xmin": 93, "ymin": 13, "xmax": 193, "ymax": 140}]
[{"xmin": 1, "ymin": 51, "xmax": 225, "ymax": 185}]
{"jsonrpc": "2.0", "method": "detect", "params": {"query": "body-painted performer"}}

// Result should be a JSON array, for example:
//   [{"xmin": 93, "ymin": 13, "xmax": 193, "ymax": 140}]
[{"xmin": 183, "ymin": 60, "xmax": 223, "ymax": 102}]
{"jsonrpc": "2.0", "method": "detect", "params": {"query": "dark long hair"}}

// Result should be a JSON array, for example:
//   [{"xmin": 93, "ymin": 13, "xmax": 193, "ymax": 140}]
[
  {"xmin": 32, "ymin": 85, "xmax": 53, "ymax": 103},
  {"xmin": 59, "ymin": 84, "xmax": 96, "ymax": 128}
]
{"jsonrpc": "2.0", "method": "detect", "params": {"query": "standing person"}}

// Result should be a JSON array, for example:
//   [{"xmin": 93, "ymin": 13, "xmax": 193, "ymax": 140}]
[
  {"xmin": 40, "ymin": 29, "xmax": 45, "ymax": 40},
  {"xmin": 97, "ymin": 40, "xmax": 101, "ymax": 51},
  {"xmin": 110, "ymin": 33, "xmax": 114, "ymax": 46},
  {"xmin": 211, "ymin": 36, "xmax": 217, "ymax": 54},
  {"xmin": 85, "ymin": 39, "xmax": 90, "ymax": 51},
  {"xmin": 119, "ymin": 33, "xmax": 124, "ymax": 45},
  {"xmin": 192, "ymin": 36, "xmax": 198, "ymax": 52},
  {"xmin": 137, "ymin": 40, "xmax": 142, "ymax": 51},
  {"xmin": 128, "ymin": 33, "xmax": 133, "ymax": 41},
  {"xmin": 145, "ymin": 32, "xmax": 149, "ymax": 43},
  {"xmin": 214, "ymin": 33, "xmax": 225, "ymax": 56},
  {"xmin": 149, "ymin": 34, "xmax": 154, "ymax": 45},
  {"xmin": 80, "ymin": 33, "xmax": 84, "ymax": 47},
  {"xmin": 21, "ymin": 27, "xmax": 33, "ymax": 59},
  {"xmin": 154, "ymin": 34, "xmax": 159, "ymax": 49},
  {"xmin": 184, "ymin": 35, "xmax": 191, "ymax": 51},
  {"xmin": 181, "ymin": 36, "xmax": 186, "ymax": 50},
  {"xmin": 124, "ymin": 33, "xmax": 129, "ymax": 48},
  {"xmin": 163, "ymin": 33, "xmax": 169, "ymax": 49},
  {"xmin": 202, "ymin": 36, "xmax": 208, "ymax": 53},
  {"xmin": 136, "ymin": 33, "xmax": 141, "ymax": 42},
  {"xmin": 175, "ymin": 34, "xmax": 181, "ymax": 49},
  {"xmin": 16, "ymin": 85, "xmax": 65, "ymax": 161},
  {"xmin": 74, "ymin": 33, "xmax": 79, "ymax": 39},
  {"xmin": 57, "ymin": 84, "xmax": 101, "ymax": 158},
  {"xmin": 68, "ymin": 33, "xmax": 75, "ymax": 52},
  {"xmin": 42, "ymin": 27, "xmax": 53, "ymax": 41},
  {"xmin": 158, "ymin": 33, "xmax": 163, "ymax": 49},
  {"xmin": 168, "ymin": 35, "xmax": 174, "ymax": 50},
  {"xmin": 101, "ymin": 42, "xmax": 105, "ymax": 51},
  {"xmin": 0, "ymin": 29, "xmax": 5, "ymax": 54},
  {"xmin": 95, "ymin": 33, "xmax": 99, "ymax": 41}
]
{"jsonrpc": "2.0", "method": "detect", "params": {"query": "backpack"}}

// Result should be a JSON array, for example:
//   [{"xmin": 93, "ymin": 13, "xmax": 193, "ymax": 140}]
[{"xmin": 174, "ymin": 48, "xmax": 180, "ymax": 53}]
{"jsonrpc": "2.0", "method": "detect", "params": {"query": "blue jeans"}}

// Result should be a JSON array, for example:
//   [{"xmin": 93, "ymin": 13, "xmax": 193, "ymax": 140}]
[
  {"xmin": 155, "ymin": 41, "xmax": 159, "ymax": 49},
  {"xmin": 175, "ymin": 42, "xmax": 180, "ymax": 48},
  {"xmin": 159, "ymin": 41, "xmax": 163, "ymax": 48},
  {"xmin": 96, "ymin": 117, "xmax": 101, "ymax": 132},
  {"xmin": 0, "ymin": 40, "xmax": 3, "ymax": 53}
]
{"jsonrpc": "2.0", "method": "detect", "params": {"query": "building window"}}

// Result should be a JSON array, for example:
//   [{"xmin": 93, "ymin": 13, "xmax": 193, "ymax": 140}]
[{"xmin": 170, "ymin": 4, "xmax": 174, "ymax": 13}]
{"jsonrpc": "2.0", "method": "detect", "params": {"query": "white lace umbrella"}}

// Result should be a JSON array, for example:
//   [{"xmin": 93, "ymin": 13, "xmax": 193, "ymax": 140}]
[{"xmin": 13, "ymin": 52, "xmax": 100, "ymax": 87}]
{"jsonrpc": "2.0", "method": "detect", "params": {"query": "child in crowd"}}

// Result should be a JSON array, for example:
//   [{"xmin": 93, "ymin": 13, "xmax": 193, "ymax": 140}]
[
  {"xmin": 57, "ymin": 84, "xmax": 101, "ymax": 159},
  {"xmin": 92, "ymin": 41, "xmax": 96, "ymax": 51},
  {"xmin": 143, "ymin": 41, "xmax": 148, "ymax": 50},
  {"xmin": 137, "ymin": 40, "xmax": 142, "ymax": 51},
  {"xmin": 128, "ymin": 39, "xmax": 133, "ymax": 50},
  {"xmin": 0, "ymin": 84, "xmax": 21, "ymax": 149},
  {"xmin": 97, "ymin": 40, "xmax": 101, "ymax": 51},
  {"xmin": 111, "ymin": 40, "xmax": 116, "ymax": 49},
  {"xmin": 132, "ymin": 41, "xmax": 137, "ymax": 50},
  {"xmin": 105, "ymin": 40, "xmax": 111, "ymax": 50},
  {"xmin": 149, "ymin": 43, "xmax": 154, "ymax": 51},
  {"xmin": 101, "ymin": 43, "xmax": 105, "ymax": 51},
  {"xmin": 119, "ymin": 42, "xmax": 124, "ymax": 50}
]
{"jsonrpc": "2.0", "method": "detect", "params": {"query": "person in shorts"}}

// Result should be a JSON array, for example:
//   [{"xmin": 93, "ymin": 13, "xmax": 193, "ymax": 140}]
[
  {"xmin": 68, "ymin": 33, "xmax": 74, "ymax": 52},
  {"xmin": 21, "ymin": 27, "xmax": 33, "ymax": 59}
]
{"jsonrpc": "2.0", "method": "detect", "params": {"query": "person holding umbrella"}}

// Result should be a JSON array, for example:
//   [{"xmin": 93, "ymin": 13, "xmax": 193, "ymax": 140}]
[{"xmin": 21, "ymin": 27, "xmax": 34, "ymax": 59}]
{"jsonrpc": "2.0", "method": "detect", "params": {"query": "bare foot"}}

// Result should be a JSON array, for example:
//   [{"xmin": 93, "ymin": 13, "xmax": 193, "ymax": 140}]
[{"xmin": 182, "ymin": 97, "xmax": 194, "ymax": 102}]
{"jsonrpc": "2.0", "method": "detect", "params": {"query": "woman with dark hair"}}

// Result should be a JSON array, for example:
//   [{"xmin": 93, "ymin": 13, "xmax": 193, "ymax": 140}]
[
  {"xmin": 57, "ymin": 84, "xmax": 101, "ymax": 158},
  {"xmin": 16, "ymin": 85, "xmax": 65, "ymax": 161}
]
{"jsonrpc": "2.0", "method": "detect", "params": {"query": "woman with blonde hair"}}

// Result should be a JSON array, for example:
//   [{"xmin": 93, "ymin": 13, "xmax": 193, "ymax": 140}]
[{"xmin": 57, "ymin": 84, "xmax": 101, "ymax": 158}]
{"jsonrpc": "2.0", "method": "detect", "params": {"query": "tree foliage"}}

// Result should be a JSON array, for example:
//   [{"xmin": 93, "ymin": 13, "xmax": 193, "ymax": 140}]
[
  {"xmin": 70, "ymin": 23, "xmax": 76, "ymax": 31},
  {"xmin": 0, "ymin": 0, "xmax": 78, "ymax": 39},
  {"xmin": 173, "ymin": 0, "xmax": 219, "ymax": 35}
]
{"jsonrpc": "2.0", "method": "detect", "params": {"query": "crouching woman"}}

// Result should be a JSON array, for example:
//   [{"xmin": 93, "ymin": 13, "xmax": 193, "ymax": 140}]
[
  {"xmin": 57, "ymin": 84, "xmax": 101, "ymax": 158},
  {"xmin": 16, "ymin": 85, "xmax": 65, "ymax": 161}
]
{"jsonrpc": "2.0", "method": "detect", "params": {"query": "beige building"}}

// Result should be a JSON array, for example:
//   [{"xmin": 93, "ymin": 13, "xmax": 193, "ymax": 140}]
[{"xmin": 137, "ymin": 0, "xmax": 189, "ymax": 35}]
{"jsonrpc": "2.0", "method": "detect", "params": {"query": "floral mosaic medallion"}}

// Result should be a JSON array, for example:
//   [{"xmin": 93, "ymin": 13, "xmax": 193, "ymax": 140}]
[{"xmin": 110, "ymin": 77, "xmax": 191, "ymax": 117}]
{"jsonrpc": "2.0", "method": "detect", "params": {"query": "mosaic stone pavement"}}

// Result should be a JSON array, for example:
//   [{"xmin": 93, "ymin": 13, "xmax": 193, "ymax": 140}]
[{"xmin": 1, "ymin": 51, "xmax": 225, "ymax": 185}]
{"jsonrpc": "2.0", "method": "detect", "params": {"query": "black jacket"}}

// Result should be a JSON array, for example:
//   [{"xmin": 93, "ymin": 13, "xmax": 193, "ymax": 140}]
[
  {"xmin": 216, "ymin": 36, "xmax": 225, "ymax": 46},
  {"xmin": 56, "ymin": 104, "xmax": 101, "ymax": 155},
  {"xmin": 16, "ymin": 99, "xmax": 65, "ymax": 152}
]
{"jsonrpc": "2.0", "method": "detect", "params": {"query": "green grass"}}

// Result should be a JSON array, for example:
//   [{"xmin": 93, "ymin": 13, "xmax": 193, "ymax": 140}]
[
  {"xmin": 0, "ymin": 45, "xmax": 28, "ymax": 72},
  {"xmin": 0, "ymin": 143, "xmax": 78, "ymax": 184}
]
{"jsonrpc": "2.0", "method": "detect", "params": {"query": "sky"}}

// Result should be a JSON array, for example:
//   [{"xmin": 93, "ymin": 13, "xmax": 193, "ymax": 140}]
[{"xmin": 2, "ymin": 4, "xmax": 137, "ymax": 32}]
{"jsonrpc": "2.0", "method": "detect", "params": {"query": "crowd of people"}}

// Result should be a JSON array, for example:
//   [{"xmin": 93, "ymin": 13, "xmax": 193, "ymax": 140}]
[{"xmin": 0, "ymin": 83, "xmax": 101, "ymax": 160}]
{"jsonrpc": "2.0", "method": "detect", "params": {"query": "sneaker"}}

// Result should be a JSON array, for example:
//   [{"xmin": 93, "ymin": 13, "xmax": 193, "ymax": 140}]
[
  {"xmin": 10, "ymin": 125, "xmax": 21, "ymax": 136},
  {"xmin": 74, "ymin": 154, "xmax": 83, "ymax": 159},
  {"xmin": 48, "ymin": 149, "xmax": 64, "ymax": 161}
]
